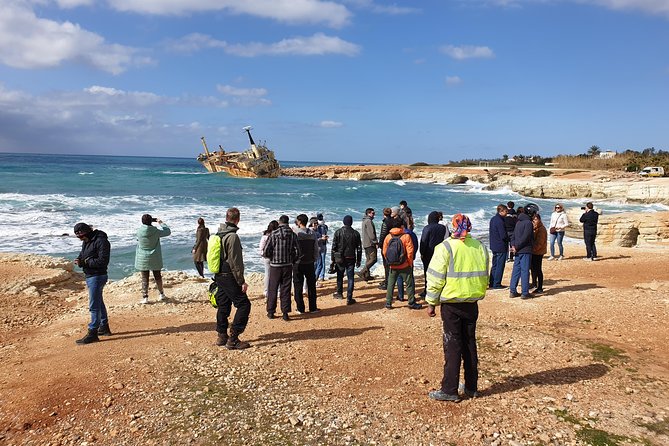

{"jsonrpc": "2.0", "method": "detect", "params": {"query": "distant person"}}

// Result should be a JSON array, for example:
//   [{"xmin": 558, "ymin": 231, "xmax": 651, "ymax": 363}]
[
  {"xmin": 504, "ymin": 201, "xmax": 517, "ymax": 262},
  {"xmin": 135, "ymin": 214, "xmax": 171, "ymax": 304},
  {"xmin": 314, "ymin": 213, "xmax": 329, "ymax": 286},
  {"xmin": 192, "ymin": 217, "xmax": 209, "ymax": 278},
  {"xmin": 358, "ymin": 208, "xmax": 378, "ymax": 281},
  {"xmin": 531, "ymin": 213, "xmax": 547, "ymax": 294},
  {"xmin": 73, "ymin": 222, "xmax": 111, "ymax": 345},
  {"xmin": 263, "ymin": 215, "xmax": 300, "ymax": 320},
  {"xmin": 548, "ymin": 203, "xmax": 569, "ymax": 260},
  {"xmin": 488, "ymin": 204, "xmax": 509, "ymax": 289},
  {"xmin": 209, "ymin": 207, "xmax": 251, "ymax": 349},
  {"xmin": 259, "ymin": 220, "xmax": 279, "ymax": 297},
  {"xmin": 382, "ymin": 217, "xmax": 422, "ymax": 310},
  {"xmin": 376, "ymin": 207, "xmax": 393, "ymax": 291},
  {"xmin": 331, "ymin": 215, "xmax": 362, "ymax": 305},
  {"xmin": 420, "ymin": 211, "xmax": 448, "ymax": 297},
  {"xmin": 399, "ymin": 200, "xmax": 414, "ymax": 230},
  {"xmin": 509, "ymin": 205, "xmax": 535, "ymax": 299},
  {"xmin": 425, "ymin": 213, "xmax": 488, "ymax": 402},
  {"xmin": 293, "ymin": 214, "xmax": 319, "ymax": 313},
  {"xmin": 580, "ymin": 202, "xmax": 599, "ymax": 261},
  {"xmin": 396, "ymin": 216, "xmax": 419, "ymax": 303}
]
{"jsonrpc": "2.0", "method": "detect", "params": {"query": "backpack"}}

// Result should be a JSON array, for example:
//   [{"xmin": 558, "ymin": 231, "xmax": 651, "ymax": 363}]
[
  {"xmin": 208, "ymin": 279, "xmax": 218, "ymax": 308},
  {"xmin": 385, "ymin": 234, "xmax": 406, "ymax": 266},
  {"xmin": 206, "ymin": 233, "xmax": 230, "ymax": 274}
]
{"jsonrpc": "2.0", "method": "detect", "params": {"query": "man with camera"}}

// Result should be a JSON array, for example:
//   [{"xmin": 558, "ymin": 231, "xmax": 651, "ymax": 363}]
[{"xmin": 579, "ymin": 202, "xmax": 599, "ymax": 261}]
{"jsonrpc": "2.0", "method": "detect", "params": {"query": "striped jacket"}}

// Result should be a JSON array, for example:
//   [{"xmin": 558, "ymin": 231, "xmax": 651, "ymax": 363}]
[{"xmin": 263, "ymin": 224, "xmax": 300, "ymax": 267}]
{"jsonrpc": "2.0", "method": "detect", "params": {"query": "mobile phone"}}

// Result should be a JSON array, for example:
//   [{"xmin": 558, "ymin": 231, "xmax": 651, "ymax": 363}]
[{"xmin": 152, "ymin": 217, "xmax": 158, "ymax": 222}]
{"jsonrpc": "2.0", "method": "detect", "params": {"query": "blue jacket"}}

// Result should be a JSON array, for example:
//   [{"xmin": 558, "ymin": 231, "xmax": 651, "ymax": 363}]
[
  {"xmin": 488, "ymin": 213, "xmax": 509, "ymax": 253},
  {"xmin": 420, "ymin": 211, "xmax": 447, "ymax": 260},
  {"xmin": 513, "ymin": 213, "xmax": 534, "ymax": 254}
]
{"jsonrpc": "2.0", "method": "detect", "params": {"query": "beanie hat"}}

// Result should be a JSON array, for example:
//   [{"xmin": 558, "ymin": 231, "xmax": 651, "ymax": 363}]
[
  {"xmin": 73, "ymin": 222, "xmax": 92, "ymax": 235},
  {"xmin": 317, "ymin": 213, "xmax": 324, "ymax": 220},
  {"xmin": 343, "ymin": 215, "xmax": 353, "ymax": 226}
]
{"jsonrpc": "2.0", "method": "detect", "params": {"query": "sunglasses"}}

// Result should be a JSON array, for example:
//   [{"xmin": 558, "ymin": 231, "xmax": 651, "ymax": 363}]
[{"xmin": 555, "ymin": 207, "xmax": 562, "ymax": 210}]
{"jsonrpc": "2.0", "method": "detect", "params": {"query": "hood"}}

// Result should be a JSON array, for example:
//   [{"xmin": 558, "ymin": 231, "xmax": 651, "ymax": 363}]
[
  {"xmin": 90, "ymin": 229, "xmax": 108, "ymax": 241},
  {"xmin": 517, "ymin": 213, "xmax": 530, "ymax": 222},
  {"xmin": 427, "ymin": 211, "xmax": 440, "ymax": 225},
  {"xmin": 389, "ymin": 227, "xmax": 404, "ymax": 236},
  {"xmin": 218, "ymin": 222, "xmax": 239, "ymax": 236}
]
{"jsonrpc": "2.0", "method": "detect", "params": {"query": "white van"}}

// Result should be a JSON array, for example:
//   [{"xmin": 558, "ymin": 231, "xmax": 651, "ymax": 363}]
[{"xmin": 639, "ymin": 166, "xmax": 664, "ymax": 177}]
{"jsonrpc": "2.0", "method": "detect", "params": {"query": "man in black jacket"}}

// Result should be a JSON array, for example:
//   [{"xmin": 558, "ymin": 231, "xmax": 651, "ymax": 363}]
[
  {"xmin": 509, "ymin": 205, "xmax": 535, "ymax": 299},
  {"xmin": 293, "ymin": 214, "xmax": 319, "ymax": 313},
  {"xmin": 419, "ymin": 211, "xmax": 447, "ymax": 297},
  {"xmin": 264, "ymin": 215, "xmax": 301, "ymax": 320},
  {"xmin": 331, "ymin": 215, "xmax": 362, "ymax": 305},
  {"xmin": 73, "ymin": 222, "xmax": 111, "ymax": 345},
  {"xmin": 580, "ymin": 202, "xmax": 599, "ymax": 261}
]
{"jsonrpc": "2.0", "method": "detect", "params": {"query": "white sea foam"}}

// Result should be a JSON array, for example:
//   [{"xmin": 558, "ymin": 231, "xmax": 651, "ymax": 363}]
[
  {"xmin": 78, "ymin": 172, "xmax": 94, "ymax": 175},
  {"xmin": 161, "ymin": 171, "xmax": 208, "ymax": 175},
  {"xmin": 395, "ymin": 180, "xmax": 406, "ymax": 186}
]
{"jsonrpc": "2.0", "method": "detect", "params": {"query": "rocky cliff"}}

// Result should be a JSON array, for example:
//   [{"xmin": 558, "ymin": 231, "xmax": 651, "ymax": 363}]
[{"xmin": 563, "ymin": 209, "xmax": 669, "ymax": 247}]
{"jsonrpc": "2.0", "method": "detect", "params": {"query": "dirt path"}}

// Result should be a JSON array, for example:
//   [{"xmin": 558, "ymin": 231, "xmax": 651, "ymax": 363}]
[{"xmin": 1, "ymin": 246, "xmax": 668, "ymax": 445}]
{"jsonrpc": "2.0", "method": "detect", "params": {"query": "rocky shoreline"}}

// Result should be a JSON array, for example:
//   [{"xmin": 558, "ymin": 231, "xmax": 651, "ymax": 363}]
[{"xmin": 281, "ymin": 165, "xmax": 669, "ymax": 205}]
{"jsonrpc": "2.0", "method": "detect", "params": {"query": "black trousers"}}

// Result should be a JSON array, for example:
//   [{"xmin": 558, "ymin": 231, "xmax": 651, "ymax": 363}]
[
  {"xmin": 584, "ymin": 232, "xmax": 597, "ymax": 258},
  {"xmin": 441, "ymin": 302, "xmax": 479, "ymax": 395},
  {"xmin": 293, "ymin": 262, "xmax": 318, "ymax": 312},
  {"xmin": 267, "ymin": 265, "xmax": 293, "ymax": 315},
  {"xmin": 215, "ymin": 274, "xmax": 251, "ymax": 336},
  {"xmin": 359, "ymin": 246, "xmax": 377, "ymax": 278},
  {"xmin": 530, "ymin": 254, "xmax": 543, "ymax": 289},
  {"xmin": 421, "ymin": 254, "xmax": 432, "ymax": 293}
]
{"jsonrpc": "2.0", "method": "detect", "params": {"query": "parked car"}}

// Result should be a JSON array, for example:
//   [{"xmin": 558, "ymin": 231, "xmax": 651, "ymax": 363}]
[{"xmin": 639, "ymin": 166, "xmax": 665, "ymax": 177}]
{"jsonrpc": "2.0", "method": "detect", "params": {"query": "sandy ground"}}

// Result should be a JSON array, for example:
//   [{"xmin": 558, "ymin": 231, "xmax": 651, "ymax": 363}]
[{"xmin": 0, "ymin": 244, "xmax": 668, "ymax": 446}]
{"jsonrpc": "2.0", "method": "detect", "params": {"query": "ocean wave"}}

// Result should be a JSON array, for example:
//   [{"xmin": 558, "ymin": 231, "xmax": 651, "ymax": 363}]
[
  {"xmin": 161, "ymin": 171, "xmax": 208, "ymax": 175},
  {"xmin": 78, "ymin": 172, "xmax": 94, "ymax": 175}
]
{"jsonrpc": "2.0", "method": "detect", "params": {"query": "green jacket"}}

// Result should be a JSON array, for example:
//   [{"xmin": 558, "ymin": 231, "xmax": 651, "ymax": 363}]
[
  {"xmin": 135, "ymin": 223, "xmax": 171, "ymax": 271},
  {"xmin": 426, "ymin": 235, "xmax": 488, "ymax": 305}
]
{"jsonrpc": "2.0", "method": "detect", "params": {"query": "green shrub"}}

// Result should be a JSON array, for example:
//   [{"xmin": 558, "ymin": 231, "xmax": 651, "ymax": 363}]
[{"xmin": 531, "ymin": 170, "xmax": 553, "ymax": 177}]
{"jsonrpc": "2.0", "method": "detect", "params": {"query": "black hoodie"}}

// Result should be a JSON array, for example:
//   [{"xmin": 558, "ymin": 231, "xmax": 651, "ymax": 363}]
[
  {"xmin": 420, "ymin": 211, "xmax": 447, "ymax": 259},
  {"xmin": 76, "ymin": 230, "xmax": 111, "ymax": 277}
]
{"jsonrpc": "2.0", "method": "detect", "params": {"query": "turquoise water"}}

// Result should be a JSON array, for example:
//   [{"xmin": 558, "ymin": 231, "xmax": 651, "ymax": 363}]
[{"xmin": 1, "ymin": 153, "xmax": 664, "ymax": 279}]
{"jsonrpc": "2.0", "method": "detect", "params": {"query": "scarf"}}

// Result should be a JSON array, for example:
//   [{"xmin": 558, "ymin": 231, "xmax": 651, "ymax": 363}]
[{"xmin": 451, "ymin": 213, "xmax": 471, "ymax": 241}]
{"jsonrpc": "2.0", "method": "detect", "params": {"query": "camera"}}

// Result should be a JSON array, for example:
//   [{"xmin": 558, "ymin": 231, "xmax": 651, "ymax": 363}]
[
  {"xmin": 580, "ymin": 207, "xmax": 586, "ymax": 210},
  {"xmin": 152, "ymin": 217, "xmax": 158, "ymax": 222}
]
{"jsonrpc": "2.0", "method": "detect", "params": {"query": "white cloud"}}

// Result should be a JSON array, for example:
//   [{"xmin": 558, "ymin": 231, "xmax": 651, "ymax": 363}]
[
  {"xmin": 0, "ymin": 1, "xmax": 149, "ymax": 74},
  {"xmin": 445, "ymin": 76, "xmax": 462, "ymax": 85},
  {"xmin": 440, "ymin": 44, "xmax": 495, "ymax": 60},
  {"xmin": 343, "ymin": 0, "xmax": 421, "ymax": 14},
  {"xmin": 217, "ymin": 84, "xmax": 271, "ymax": 106},
  {"xmin": 169, "ymin": 33, "xmax": 361, "ymax": 57},
  {"xmin": 320, "ymin": 120, "xmax": 343, "ymax": 128},
  {"xmin": 478, "ymin": 0, "xmax": 669, "ymax": 18},
  {"xmin": 55, "ymin": 0, "xmax": 95, "ymax": 7},
  {"xmin": 107, "ymin": 0, "xmax": 352, "ymax": 27}
]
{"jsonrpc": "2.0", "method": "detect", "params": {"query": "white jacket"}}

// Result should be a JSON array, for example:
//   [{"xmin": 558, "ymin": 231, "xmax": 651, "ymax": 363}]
[{"xmin": 549, "ymin": 211, "xmax": 569, "ymax": 232}]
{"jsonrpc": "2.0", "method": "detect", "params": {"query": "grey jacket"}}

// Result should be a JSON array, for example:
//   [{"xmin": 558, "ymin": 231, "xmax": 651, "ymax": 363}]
[
  {"xmin": 216, "ymin": 222, "xmax": 245, "ymax": 286},
  {"xmin": 361, "ymin": 215, "xmax": 378, "ymax": 248}
]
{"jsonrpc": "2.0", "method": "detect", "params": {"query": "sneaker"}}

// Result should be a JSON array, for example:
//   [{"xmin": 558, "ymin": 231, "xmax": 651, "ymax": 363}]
[
  {"xmin": 332, "ymin": 292, "xmax": 344, "ymax": 299},
  {"xmin": 216, "ymin": 332, "xmax": 229, "ymax": 346},
  {"xmin": 463, "ymin": 389, "xmax": 481, "ymax": 398},
  {"xmin": 509, "ymin": 292, "xmax": 520, "ymax": 298},
  {"xmin": 584, "ymin": 257, "xmax": 591, "ymax": 261},
  {"xmin": 158, "ymin": 293, "xmax": 167, "ymax": 301},
  {"xmin": 558, "ymin": 256, "xmax": 564, "ymax": 261},
  {"xmin": 385, "ymin": 304, "xmax": 393, "ymax": 310},
  {"xmin": 267, "ymin": 312, "xmax": 275, "ymax": 319},
  {"xmin": 428, "ymin": 390, "xmax": 461, "ymax": 402},
  {"xmin": 140, "ymin": 297, "xmax": 149, "ymax": 305},
  {"xmin": 591, "ymin": 257, "xmax": 597, "ymax": 261},
  {"xmin": 547, "ymin": 256, "xmax": 555, "ymax": 261},
  {"xmin": 346, "ymin": 299, "xmax": 357, "ymax": 305},
  {"xmin": 282, "ymin": 313, "xmax": 290, "ymax": 321},
  {"xmin": 296, "ymin": 310, "xmax": 305, "ymax": 315},
  {"xmin": 408, "ymin": 303, "xmax": 423, "ymax": 310}
]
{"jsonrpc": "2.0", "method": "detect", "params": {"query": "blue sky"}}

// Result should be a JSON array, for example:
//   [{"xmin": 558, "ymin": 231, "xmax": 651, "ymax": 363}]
[{"xmin": 0, "ymin": 0, "xmax": 667, "ymax": 163}]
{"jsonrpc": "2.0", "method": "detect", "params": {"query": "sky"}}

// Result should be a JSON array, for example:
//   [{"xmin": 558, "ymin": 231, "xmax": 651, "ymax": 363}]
[{"xmin": 0, "ymin": 0, "xmax": 667, "ymax": 164}]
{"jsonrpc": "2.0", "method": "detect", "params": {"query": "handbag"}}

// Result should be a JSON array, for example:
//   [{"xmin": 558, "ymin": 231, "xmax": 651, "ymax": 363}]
[{"xmin": 549, "ymin": 227, "xmax": 557, "ymax": 234}]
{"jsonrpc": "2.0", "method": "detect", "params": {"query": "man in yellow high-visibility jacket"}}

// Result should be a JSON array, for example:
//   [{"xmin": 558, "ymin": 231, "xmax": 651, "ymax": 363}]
[{"xmin": 426, "ymin": 214, "xmax": 488, "ymax": 402}]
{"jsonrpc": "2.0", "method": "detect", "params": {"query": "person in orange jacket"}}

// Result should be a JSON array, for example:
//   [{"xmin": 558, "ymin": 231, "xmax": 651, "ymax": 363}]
[{"xmin": 382, "ymin": 217, "xmax": 422, "ymax": 310}]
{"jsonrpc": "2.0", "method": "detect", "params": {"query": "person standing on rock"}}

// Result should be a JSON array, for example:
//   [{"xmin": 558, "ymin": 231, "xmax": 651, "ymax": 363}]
[
  {"xmin": 488, "ymin": 204, "xmax": 509, "ymax": 289},
  {"xmin": 547, "ymin": 203, "xmax": 569, "ymax": 260},
  {"xmin": 135, "ymin": 214, "xmax": 171, "ymax": 304},
  {"xmin": 580, "ymin": 202, "xmax": 599, "ymax": 261},
  {"xmin": 192, "ymin": 217, "xmax": 209, "ymax": 278},
  {"xmin": 209, "ymin": 207, "xmax": 251, "ymax": 349},
  {"xmin": 331, "ymin": 215, "xmax": 362, "ymax": 305},
  {"xmin": 73, "ymin": 222, "xmax": 111, "ymax": 345},
  {"xmin": 264, "ymin": 215, "xmax": 300, "ymax": 320},
  {"xmin": 425, "ymin": 213, "xmax": 488, "ymax": 402},
  {"xmin": 358, "ymin": 208, "xmax": 378, "ymax": 281}
]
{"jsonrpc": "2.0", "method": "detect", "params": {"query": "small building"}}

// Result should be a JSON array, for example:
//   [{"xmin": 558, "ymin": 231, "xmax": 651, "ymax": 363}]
[{"xmin": 599, "ymin": 151, "xmax": 617, "ymax": 159}]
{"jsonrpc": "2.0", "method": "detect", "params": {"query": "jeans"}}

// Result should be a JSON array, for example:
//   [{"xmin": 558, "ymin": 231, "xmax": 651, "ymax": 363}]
[
  {"xmin": 386, "ymin": 267, "xmax": 415, "ymax": 306},
  {"xmin": 440, "ymin": 302, "xmax": 479, "ymax": 395},
  {"xmin": 315, "ymin": 250, "xmax": 327, "ymax": 280},
  {"xmin": 336, "ymin": 262, "xmax": 355, "ymax": 300},
  {"xmin": 549, "ymin": 231, "xmax": 565, "ymax": 257},
  {"xmin": 86, "ymin": 274, "xmax": 108, "ymax": 330},
  {"xmin": 215, "ymin": 274, "xmax": 251, "ymax": 336},
  {"xmin": 488, "ymin": 251, "xmax": 507, "ymax": 288},
  {"xmin": 510, "ymin": 253, "xmax": 531, "ymax": 295}
]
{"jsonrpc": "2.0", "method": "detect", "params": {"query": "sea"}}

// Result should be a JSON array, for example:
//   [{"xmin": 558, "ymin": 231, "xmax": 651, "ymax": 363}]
[{"xmin": 1, "ymin": 153, "xmax": 666, "ymax": 280}]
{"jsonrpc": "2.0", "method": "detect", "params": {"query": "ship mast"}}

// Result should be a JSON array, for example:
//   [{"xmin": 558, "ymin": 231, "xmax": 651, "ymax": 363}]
[{"xmin": 200, "ymin": 136, "xmax": 219, "ymax": 172}]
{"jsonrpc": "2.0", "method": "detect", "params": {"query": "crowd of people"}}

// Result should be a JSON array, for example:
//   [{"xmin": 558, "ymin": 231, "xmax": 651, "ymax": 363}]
[{"xmin": 70, "ymin": 200, "xmax": 600, "ymax": 401}]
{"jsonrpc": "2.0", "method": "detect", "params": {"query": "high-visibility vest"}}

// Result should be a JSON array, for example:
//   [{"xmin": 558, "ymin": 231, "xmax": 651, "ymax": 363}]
[{"xmin": 425, "ymin": 235, "xmax": 489, "ymax": 305}]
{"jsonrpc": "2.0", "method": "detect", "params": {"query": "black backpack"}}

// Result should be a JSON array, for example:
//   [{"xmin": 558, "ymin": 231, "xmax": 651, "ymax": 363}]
[{"xmin": 385, "ymin": 234, "xmax": 406, "ymax": 266}]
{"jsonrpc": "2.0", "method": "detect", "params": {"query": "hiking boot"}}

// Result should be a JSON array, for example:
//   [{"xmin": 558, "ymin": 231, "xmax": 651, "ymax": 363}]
[
  {"xmin": 226, "ymin": 335, "xmax": 250, "ymax": 350},
  {"xmin": 408, "ymin": 303, "xmax": 423, "ymax": 310},
  {"xmin": 282, "ymin": 313, "xmax": 290, "ymax": 321},
  {"xmin": 520, "ymin": 294, "xmax": 533, "ymax": 300},
  {"xmin": 97, "ymin": 324, "xmax": 112, "ymax": 336},
  {"xmin": 75, "ymin": 329, "xmax": 99, "ymax": 345},
  {"xmin": 332, "ymin": 292, "xmax": 344, "ymax": 299},
  {"xmin": 346, "ymin": 298, "xmax": 357, "ymax": 305},
  {"xmin": 216, "ymin": 332, "xmax": 229, "ymax": 346},
  {"xmin": 140, "ymin": 297, "xmax": 149, "ymax": 304},
  {"xmin": 428, "ymin": 390, "xmax": 460, "ymax": 402}
]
